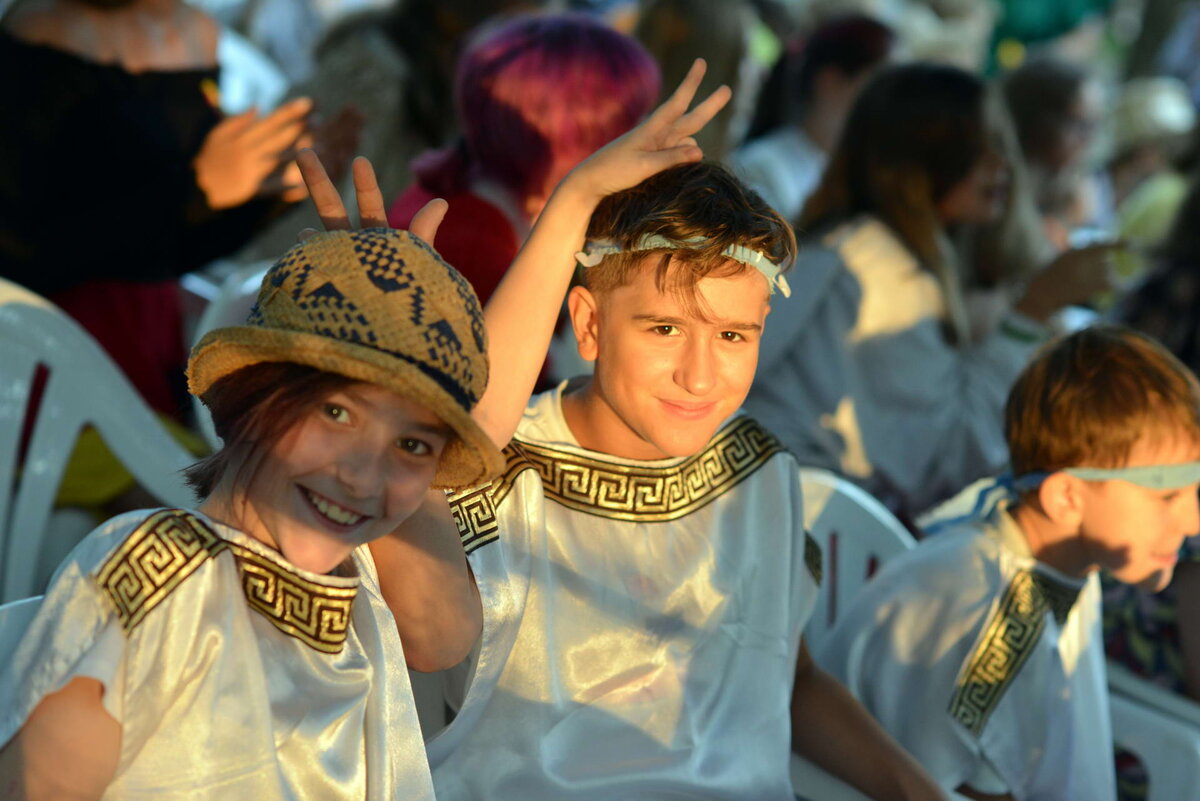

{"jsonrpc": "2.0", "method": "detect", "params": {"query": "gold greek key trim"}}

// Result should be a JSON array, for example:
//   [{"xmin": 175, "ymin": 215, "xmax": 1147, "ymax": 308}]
[
  {"xmin": 804, "ymin": 532, "xmax": 823, "ymax": 585},
  {"xmin": 949, "ymin": 570, "xmax": 1049, "ymax": 736},
  {"xmin": 233, "ymin": 546, "xmax": 357, "ymax": 654},
  {"xmin": 96, "ymin": 510, "xmax": 228, "ymax": 633},
  {"xmin": 449, "ymin": 417, "xmax": 784, "ymax": 553},
  {"xmin": 95, "ymin": 509, "xmax": 357, "ymax": 653},
  {"xmin": 449, "ymin": 484, "xmax": 502, "ymax": 555}
]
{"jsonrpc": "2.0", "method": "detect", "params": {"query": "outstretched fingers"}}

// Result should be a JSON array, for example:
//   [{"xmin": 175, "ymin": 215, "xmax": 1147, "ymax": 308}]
[
  {"xmin": 645, "ymin": 59, "xmax": 708, "ymax": 130},
  {"xmin": 409, "ymin": 198, "xmax": 449, "ymax": 245},
  {"xmin": 297, "ymin": 148, "xmax": 350, "ymax": 230},
  {"xmin": 669, "ymin": 84, "xmax": 732, "ymax": 140},
  {"xmin": 352, "ymin": 157, "xmax": 388, "ymax": 228}
]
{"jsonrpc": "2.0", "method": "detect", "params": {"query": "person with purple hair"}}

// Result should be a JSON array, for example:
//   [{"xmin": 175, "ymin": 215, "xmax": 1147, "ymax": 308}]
[
  {"xmin": 733, "ymin": 13, "xmax": 896, "ymax": 223},
  {"xmin": 387, "ymin": 12, "xmax": 661, "ymax": 309}
]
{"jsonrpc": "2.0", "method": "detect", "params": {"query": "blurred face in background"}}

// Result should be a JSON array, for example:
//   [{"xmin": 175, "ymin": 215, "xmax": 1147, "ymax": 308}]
[
  {"xmin": 937, "ymin": 141, "xmax": 1010, "ymax": 225},
  {"xmin": 1047, "ymin": 78, "xmax": 1103, "ymax": 172}
]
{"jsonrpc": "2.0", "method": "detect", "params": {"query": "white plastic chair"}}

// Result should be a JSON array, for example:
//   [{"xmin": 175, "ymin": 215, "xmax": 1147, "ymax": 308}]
[
  {"xmin": 1110, "ymin": 691, "xmax": 1200, "ymax": 801},
  {"xmin": 790, "ymin": 469, "xmax": 922, "ymax": 799},
  {"xmin": 799, "ymin": 468, "xmax": 917, "ymax": 657},
  {"xmin": 0, "ymin": 595, "xmax": 42, "ymax": 652},
  {"xmin": 0, "ymin": 278, "xmax": 196, "ymax": 602},
  {"xmin": 1108, "ymin": 661, "xmax": 1200, "ymax": 727},
  {"xmin": 189, "ymin": 261, "xmax": 270, "ymax": 449}
]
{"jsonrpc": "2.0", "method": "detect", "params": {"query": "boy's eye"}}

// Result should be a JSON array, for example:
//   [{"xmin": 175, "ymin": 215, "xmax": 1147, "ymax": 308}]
[
  {"xmin": 397, "ymin": 437, "xmax": 433, "ymax": 456},
  {"xmin": 653, "ymin": 325, "xmax": 679, "ymax": 336},
  {"xmin": 324, "ymin": 403, "xmax": 350, "ymax": 423},
  {"xmin": 720, "ymin": 331, "xmax": 744, "ymax": 342}
]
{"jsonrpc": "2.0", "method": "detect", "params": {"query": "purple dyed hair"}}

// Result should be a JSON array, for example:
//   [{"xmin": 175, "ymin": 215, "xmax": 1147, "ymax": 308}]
[{"xmin": 414, "ymin": 13, "xmax": 661, "ymax": 206}]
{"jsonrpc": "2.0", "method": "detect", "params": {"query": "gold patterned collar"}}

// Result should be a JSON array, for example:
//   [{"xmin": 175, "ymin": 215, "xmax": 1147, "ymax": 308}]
[
  {"xmin": 994, "ymin": 507, "xmax": 1086, "ymax": 626},
  {"xmin": 96, "ymin": 509, "xmax": 359, "ymax": 654}
]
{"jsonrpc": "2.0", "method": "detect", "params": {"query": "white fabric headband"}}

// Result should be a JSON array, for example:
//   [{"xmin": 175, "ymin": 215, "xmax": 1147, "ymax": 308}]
[{"xmin": 575, "ymin": 235, "xmax": 791, "ymax": 298}]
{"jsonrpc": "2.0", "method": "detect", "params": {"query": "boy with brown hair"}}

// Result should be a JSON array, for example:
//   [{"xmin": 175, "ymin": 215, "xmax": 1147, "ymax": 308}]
[
  {"xmin": 413, "ymin": 70, "xmax": 943, "ymax": 801},
  {"xmin": 819, "ymin": 325, "xmax": 1200, "ymax": 801}
]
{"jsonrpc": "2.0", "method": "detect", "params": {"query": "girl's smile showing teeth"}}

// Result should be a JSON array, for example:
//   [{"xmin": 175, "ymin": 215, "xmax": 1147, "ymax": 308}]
[{"xmin": 302, "ymin": 487, "xmax": 367, "ymax": 527}]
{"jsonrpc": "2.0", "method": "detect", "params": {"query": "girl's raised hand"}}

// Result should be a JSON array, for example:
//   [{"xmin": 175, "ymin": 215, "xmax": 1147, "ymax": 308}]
[
  {"xmin": 564, "ymin": 59, "xmax": 731, "ymax": 203},
  {"xmin": 295, "ymin": 150, "xmax": 448, "ymax": 244}
]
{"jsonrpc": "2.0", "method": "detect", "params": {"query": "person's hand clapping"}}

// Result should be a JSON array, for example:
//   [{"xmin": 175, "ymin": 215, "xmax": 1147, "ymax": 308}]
[{"xmin": 194, "ymin": 97, "xmax": 314, "ymax": 210}]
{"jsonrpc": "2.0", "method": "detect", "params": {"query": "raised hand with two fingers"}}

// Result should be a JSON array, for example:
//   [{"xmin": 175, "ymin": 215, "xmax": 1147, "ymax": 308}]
[{"xmin": 295, "ymin": 150, "xmax": 447, "ymax": 244}]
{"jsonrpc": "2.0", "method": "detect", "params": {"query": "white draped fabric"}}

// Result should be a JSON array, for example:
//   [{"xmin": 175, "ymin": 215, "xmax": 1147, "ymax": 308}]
[{"xmin": 432, "ymin": 387, "xmax": 820, "ymax": 800}]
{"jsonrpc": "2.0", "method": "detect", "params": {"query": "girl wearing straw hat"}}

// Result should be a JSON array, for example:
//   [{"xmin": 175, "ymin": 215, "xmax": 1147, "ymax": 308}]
[{"xmin": 0, "ymin": 63, "xmax": 728, "ymax": 801}]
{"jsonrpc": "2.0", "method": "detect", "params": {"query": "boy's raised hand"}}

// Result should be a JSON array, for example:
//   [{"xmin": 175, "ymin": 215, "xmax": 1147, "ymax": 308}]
[
  {"xmin": 565, "ymin": 59, "xmax": 731, "ymax": 202},
  {"xmin": 295, "ymin": 150, "xmax": 448, "ymax": 243}
]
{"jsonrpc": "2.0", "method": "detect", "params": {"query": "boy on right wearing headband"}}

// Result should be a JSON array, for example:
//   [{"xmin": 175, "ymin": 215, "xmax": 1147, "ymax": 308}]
[{"xmin": 819, "ymin": 325, "xmax": 1200, "ymax": 801}]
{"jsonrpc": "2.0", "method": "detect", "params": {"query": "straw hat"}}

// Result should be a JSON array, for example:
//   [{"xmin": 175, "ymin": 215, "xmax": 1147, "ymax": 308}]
[{"xmin": 188, "ymin": 228, "xmax": 504, "ymax": 490}]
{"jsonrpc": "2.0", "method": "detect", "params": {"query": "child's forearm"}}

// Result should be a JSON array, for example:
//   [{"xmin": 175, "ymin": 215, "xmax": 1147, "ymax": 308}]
[
  {"xmin": 369, "ymin": 489, "xmax": 482, "ymax": 672},
  {"xmin": 791, "ymin": 651, "xmax": 948, "ymax": 801},
  {"xmin": 472, "ymin": 178, "xmax": 601, "ymax": 448}
]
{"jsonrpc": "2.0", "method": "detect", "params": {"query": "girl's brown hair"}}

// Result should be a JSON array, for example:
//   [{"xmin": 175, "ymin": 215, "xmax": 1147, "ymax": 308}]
[{"xmin": 799, "ymin": 62, "xmax": 992, "ymax": 343}]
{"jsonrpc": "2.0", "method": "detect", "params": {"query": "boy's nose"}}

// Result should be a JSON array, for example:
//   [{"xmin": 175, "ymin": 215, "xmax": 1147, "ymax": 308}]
[
  {"xmin": 674, "ymin": 337, "xmax": 716, "ymax": 396},
  {"xmin": 1183, "ymin": 492, "xmax": 1200, "ymax": 537}
]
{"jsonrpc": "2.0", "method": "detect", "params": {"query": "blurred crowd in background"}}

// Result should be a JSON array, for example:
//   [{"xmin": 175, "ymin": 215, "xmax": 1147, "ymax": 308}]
[{"xmin": 6, "ymin": 2, "xmax": 1200, "ymax": 795}]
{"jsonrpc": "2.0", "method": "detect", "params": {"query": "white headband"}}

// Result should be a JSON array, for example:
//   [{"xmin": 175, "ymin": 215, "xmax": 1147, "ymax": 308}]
[{"xmin": 575, "ymin": 235, "xmax": 791, "ymax": 298}]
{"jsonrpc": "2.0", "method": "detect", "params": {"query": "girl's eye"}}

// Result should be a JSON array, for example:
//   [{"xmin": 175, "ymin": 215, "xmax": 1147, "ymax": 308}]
[
  {"xmin": 324, "ymin": 403, "xmax": 350, "ymax": 423},
  {"xmin": 653, "ymin": 325, "xmax": 679, "ymax": 336},
  {"xmin": 720, "ymin": 331, "xmax": 744, "ymax": 342},
  {"xmin": 397, "ymin": 438, "xmax": 432, "ymax": 456}
]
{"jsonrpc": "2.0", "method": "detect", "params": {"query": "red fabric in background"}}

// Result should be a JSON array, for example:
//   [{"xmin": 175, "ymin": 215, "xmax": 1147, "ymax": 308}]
[
  {"xmin": 52, "ymin": 280, "xmax": 186, "ymax": 420},
  {"xmin": 388, "ymin": 185, "xmax": 518, "ymax": 306}
]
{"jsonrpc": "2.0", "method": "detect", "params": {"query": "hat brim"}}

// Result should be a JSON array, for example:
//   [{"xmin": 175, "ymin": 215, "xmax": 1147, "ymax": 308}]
[{"xmin": 188, "ymin": 325, "xmax": 505, "ymax": 490}]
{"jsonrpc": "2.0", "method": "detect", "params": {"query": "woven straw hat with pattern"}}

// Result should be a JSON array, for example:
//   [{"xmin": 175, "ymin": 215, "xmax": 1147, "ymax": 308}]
[{"xmin": 188, "ymin": 228, "xmax": 504, "ymax": 490}]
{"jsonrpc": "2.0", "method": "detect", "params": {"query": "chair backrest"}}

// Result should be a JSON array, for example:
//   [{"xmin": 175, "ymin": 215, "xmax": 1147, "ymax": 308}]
[
  {"xmin": 0, "ymin": 278, "xmax": 196, "ymax": 602},
  {"xmin": 799, "ymin": 468, "xmax": 916, "ymax": 657},
  {"xmin": 189, "ymin": 261, "xmax": 270, "ymax": 450},
  {"xmin": 1109, "ymin": 661, "xmax": 1200, "ymax": 727},
  {"xmin": 1110, "ymin": 692, "xmax": 1200, "ymax": 801},
  {"xmin": 0, "ymin": 595, "xmax": 42, "ymax": 652}
]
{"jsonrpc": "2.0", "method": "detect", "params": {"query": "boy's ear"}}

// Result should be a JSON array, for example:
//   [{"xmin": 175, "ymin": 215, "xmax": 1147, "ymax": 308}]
[
  {"xmin": 1037, "ymin": 472, "xmax": 1084, "ymax": 529},
  {"xmin": 567, "ymin": 285, "xmax": 601, "ymax": 363}
]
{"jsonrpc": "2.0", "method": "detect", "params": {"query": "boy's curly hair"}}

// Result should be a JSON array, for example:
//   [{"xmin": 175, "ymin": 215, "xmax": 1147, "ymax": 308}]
[
  {"xmin": 1006, "ymin": 326, "xmax": 1200, "ymax": 477},
  {"xmin": 582, "ymin": 162, "xmax": 796, "ymax": 315}
]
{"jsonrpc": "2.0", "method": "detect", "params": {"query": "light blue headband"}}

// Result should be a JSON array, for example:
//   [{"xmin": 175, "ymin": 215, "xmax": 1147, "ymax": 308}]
[
  {"xmin": 1013, "ymin": 462, "xmax": 1200, "ymax": 492},
  {"xmin": 575, "ymin": 235, "xmax": 791, "ymax": 298},
  {"xmin": 921, "ymin": 463, "xmax": 1200, "ymax": 537}
]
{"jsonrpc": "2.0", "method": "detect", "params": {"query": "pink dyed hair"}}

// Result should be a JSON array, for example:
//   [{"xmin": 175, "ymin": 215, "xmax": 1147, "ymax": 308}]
[{"xmin": 414, "ymin": 13, "xmax": 661, "ymax": 206}]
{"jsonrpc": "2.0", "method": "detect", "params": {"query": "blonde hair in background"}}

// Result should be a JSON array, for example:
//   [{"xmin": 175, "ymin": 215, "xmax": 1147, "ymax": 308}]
[{"xmin": 634, "ymin": 0, "xmax": 759, "ymax": 162}]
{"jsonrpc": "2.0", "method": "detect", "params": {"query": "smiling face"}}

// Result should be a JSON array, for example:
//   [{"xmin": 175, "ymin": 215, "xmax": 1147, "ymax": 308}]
[
  {"xmin": 565, "ymin": 256, "xmax": 771, "ymax": 460},
  {"xmin": 1075, "ymin": 433, "xmax": 1200, "ymax": 591},
  {"xmin": 208, "ymin": 383, "xmax": 451, "ymax": 574}
]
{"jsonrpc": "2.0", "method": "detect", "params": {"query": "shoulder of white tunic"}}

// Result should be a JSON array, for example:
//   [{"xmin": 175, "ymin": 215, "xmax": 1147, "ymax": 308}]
[
  {"xmin": 828, "ymin": 217, "xmax": 924, "ymax": 280},
  {"xmin": 944, "ymin": 537, "xmax": 1079, "ymax": 739},
  {"xmin": 448, "ymin": 415, "xmax": 792, "ymax": 555},
  {"xmin": 93, "ymin": 509, "xmax": 357, "ymax": 654},
  {"xmin": 94, "ymin": 509, "xmax": 229, "ymax": 634}
]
